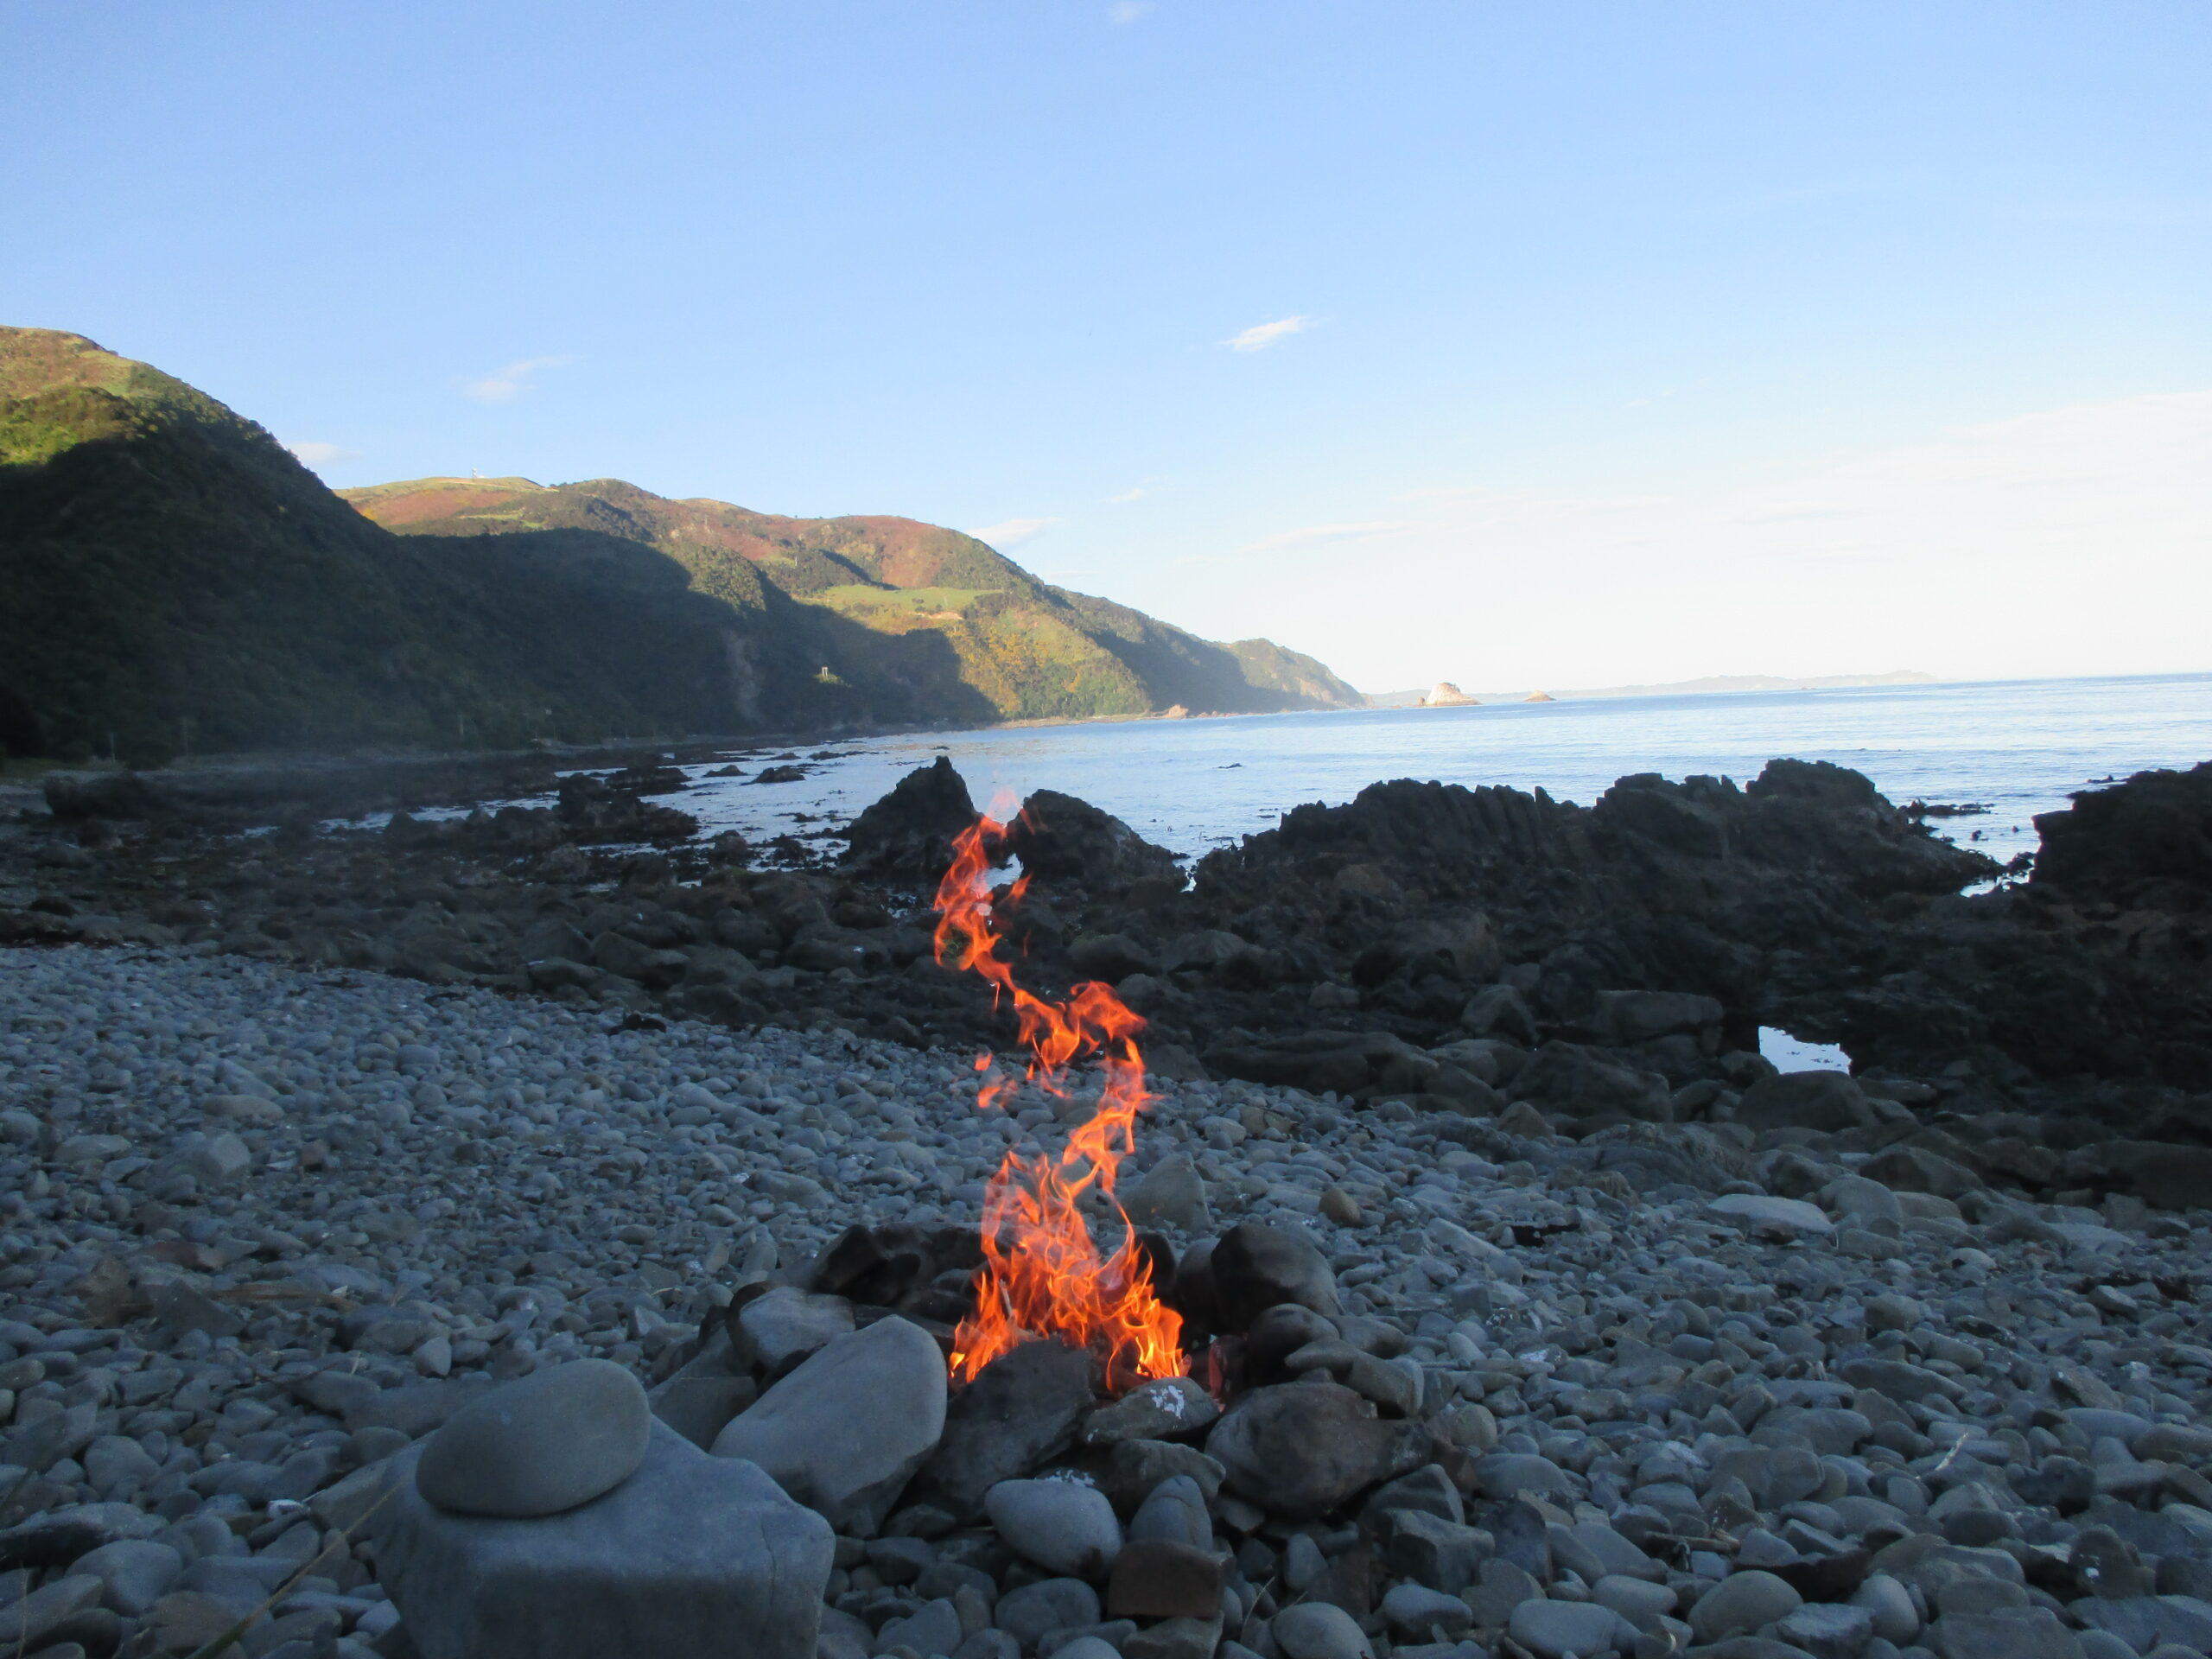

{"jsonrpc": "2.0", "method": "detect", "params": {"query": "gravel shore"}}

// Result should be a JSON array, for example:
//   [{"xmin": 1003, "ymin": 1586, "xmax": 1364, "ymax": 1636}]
[{"xmin": 5, "ymin": 942, "xmax": 2212, "ymax": 1659}]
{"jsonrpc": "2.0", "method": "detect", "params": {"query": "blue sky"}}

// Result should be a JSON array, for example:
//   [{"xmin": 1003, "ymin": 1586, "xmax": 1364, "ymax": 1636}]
[{"xmin": 4, "ymin": 2, "xmax": 2208, "ymax": 692}]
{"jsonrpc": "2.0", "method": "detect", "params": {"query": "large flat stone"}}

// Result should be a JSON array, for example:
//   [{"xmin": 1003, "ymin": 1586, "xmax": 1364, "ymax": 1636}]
[
  {"xmin": 370, "ymin": 1421, "xmax": 833, "ymax": 1659},
  {"xmin": 712, "ymin": 1314, "xmax": 946, "ymax": 1535}
]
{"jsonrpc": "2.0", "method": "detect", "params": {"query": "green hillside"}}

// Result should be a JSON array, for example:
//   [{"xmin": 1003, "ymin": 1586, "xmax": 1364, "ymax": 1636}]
[
  {"xmin": 345, "ymin": 475, "xmax": 1366, "ymax": 723},
  {"xmin": 0, "ymin": 327, "xmax": 1363, "ymax": 758}
]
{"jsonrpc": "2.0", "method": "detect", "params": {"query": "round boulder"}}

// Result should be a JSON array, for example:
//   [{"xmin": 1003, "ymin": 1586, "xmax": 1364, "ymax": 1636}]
[
  {"xmin": 1734, "ymin": 1071, "xmax": 1878, "ymax": 1135},
  {"xmin": 1208, "ymin": 1223, "xmax": 1341, "ymax": 1333},
  {"xmin": 1690, "ymin": 1569, "xmax": 1804, "ymax": 1643},
  {"xmin": 416, "ymin": 1358, "xmax": 652, "ymax": 1517},
  {"xmin": 1273, "ymin": 1600, "xmax": 1376, "ymax": 1659},
  {"xmin": 985, "ymin": 1478, "xmax": 1123, "ymax": 1579},
  {"xmin": 1205, "ymin": 1380, "xmax": 1429, "ymax": 1519}
]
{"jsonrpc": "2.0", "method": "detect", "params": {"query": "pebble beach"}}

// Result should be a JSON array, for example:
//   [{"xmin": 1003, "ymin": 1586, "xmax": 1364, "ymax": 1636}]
[{"xmin": 6, "ymin": 941, "xmax": 2212, "ymax": 1659}]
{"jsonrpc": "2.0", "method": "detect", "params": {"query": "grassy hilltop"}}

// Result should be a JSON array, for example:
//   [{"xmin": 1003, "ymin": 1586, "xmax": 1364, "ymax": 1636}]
[{"xmin": 0, "ymin": 327, "xmax": 1362, "ymax": 758}]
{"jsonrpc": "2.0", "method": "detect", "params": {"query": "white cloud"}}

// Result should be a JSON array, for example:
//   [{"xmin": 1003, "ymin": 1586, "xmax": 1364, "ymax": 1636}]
[
  {"xmin": 283, "ymin": 440, "xmax": 360, "ymax": 467},
  {"xmin": 1107, "ymin": 1, "xmax": 1153, "ymax": 21},
  {"xmin": 456, "ymin": 355, "xmax": 575, "ymax": 403},
  {"xmin": 967, "ymin": 516, "xmax": 1063, "ymax": 549},
  {"xmin": 1223, "ymin": 315, "xmax": 1317, "ymax": 353},
  {"xmin": 1235, "ymin": 519, "xmax": 1409, "ymax": 555},
  {"xmin": 1106, "ymin": 481, "xmax": 1160, "ymax": 503}
]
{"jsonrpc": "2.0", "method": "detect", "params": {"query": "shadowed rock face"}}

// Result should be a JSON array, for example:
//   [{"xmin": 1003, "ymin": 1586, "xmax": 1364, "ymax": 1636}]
[
  {"xmin": 1182, "ymin": 760, "xmax": 1999, "ymax": 1066},
  {"xmin": 841, "ymin": 756, "xmax": 978, "ymax": 884},
  {"xmin": 2033, "ymin": 761, "xmax": 2212, "ymax": 904},
  {"xmin": 1002, "ymin": 790, "xmax": 1184, "ymax": 892}
]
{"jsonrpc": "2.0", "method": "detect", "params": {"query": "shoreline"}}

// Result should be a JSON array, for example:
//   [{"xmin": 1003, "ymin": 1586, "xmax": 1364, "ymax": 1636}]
[{"xmin": 1, "ymin": 747, "xmax": 2209, "ymax": 1657}]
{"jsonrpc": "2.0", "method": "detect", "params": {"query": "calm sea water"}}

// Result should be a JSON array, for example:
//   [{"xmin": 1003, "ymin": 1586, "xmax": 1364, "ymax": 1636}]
[{"xmin": 669, "ymin": 671, "xmax": 2211, "ymax": 872}]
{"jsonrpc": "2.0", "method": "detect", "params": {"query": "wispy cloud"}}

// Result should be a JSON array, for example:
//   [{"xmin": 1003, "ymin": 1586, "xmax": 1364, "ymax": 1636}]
[
  {"xmin": 967, "ymin": 516, "xmax": 1062, "ymax": 549},
  {"xmin": 1108, "ymin": 1, "xmax": 1153, "ymax": 21},
  {"xmin": 283, "ymin": 440, "xmax": 360, "ymax": 467},
  {"xmin": 1236, "ymin": 519, "xmax": 1408, "ymax": 555},
  {"xmin": 456, "ymin": 355, "xmax": 575, "ymax": 403},
  {"xmin": 1223, "ymin": 315, "xmax": 1317, "ymax": 353},
  {"xmin": 1106, "ymin": 480, "xmax": 1160, "ymax": 504}
]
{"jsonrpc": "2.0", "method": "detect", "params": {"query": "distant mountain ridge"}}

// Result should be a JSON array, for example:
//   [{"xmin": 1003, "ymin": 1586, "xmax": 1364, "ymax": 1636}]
[{"xmin": 0, "ymin": 327, "xmax": 1359, "ymax": 757}]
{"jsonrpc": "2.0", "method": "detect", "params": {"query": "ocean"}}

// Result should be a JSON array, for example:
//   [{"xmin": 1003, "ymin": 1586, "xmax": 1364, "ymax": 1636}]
[{"xmin": 665, "ymin": 671, "xmax": 2212, "ymax": 873}]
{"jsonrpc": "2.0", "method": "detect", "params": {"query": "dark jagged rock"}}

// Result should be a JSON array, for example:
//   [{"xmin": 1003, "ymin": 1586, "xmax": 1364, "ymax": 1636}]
[
  {"xmin": 1185, "ymin": 761, "xmax": 2000, "ymax": 1080},
  {"xmin": 1002, "ymin": 789, "xmax": 1182, "ymax": 890},
  {"xmin": 908, "ymin": 1339, "xmax": 1095, "ymax": 1521},
  {"xmin": 2034, "ymin": 761, "xmax": 2212, "ymax": 904},
  {"xmin": 842, "ymin": 757, "xmax": 978, "ymax": 883}
]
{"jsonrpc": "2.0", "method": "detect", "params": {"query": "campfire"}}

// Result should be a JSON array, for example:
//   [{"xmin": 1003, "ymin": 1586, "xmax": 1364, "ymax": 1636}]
[{"xmin": 931, "ymin": 811, "xmax": 1185, "ymax": 1393}]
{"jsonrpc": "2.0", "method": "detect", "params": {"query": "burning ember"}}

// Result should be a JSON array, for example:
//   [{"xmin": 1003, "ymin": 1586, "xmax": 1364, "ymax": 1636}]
[{"xmin": 932, "ymin": 811, "xmax": 1185, "ymax": 1392}]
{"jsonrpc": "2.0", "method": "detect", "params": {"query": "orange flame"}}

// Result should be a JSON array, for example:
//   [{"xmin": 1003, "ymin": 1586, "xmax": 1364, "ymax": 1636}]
[{"xmin": 933, "ymin": 811, "xmax": 1185, "ymax": 1390}]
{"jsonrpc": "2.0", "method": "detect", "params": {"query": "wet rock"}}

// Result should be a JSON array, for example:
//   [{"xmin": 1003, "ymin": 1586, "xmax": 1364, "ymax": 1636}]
[
  {"xmin": 711, "ymin": 1315, "xmax": 947, "ymax": 1535},
  {"xmin": 416, "ymin": 1358, "xmax": 651, "ymax": 1518}
]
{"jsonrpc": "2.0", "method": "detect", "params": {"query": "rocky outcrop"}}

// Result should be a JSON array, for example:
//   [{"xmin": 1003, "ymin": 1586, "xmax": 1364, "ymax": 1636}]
[
  {"xmin": 840, "ymin": 754, "xmax": 978, "ymax": 883},
  {"xmin": 1004, "ymin": 789, "xmax": 1184, "ymax": 893}
]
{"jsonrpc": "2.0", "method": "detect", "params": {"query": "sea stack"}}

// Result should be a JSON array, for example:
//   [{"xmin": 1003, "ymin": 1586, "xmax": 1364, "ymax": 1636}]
[{"xmin": 1417, "ymin": 681, "xmax": 1478, "ymax": 707}]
